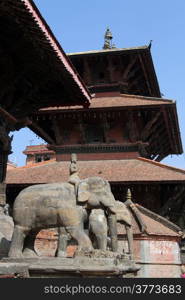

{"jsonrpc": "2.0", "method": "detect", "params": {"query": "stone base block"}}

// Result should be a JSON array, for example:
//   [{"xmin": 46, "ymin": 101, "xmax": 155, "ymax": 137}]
[
  {"xmin": 2, "ymin": 252, "xmax": 139, "ymax": 278},
  {"xmin": 0, "ymin": 262, "xmax": 29, "ymax": 278}
]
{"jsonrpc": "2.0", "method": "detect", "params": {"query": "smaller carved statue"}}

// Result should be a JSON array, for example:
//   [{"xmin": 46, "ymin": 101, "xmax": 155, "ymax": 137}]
[
  {"xmin": 68, "ymin": 153, "xmax": 80, "ymax": 196},
  {"xmin": 88, "ymin": 189, "xmax": 148, "ymax": 260}
]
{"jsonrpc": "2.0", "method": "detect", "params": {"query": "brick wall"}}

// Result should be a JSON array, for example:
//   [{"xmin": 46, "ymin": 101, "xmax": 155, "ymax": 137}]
[{"xmin": 34, "ymin": 229, "xmax": 77, "ymax": 257}]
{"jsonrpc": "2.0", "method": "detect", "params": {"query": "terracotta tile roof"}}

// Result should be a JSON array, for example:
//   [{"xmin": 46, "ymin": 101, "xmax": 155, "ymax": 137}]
[
  {"xmin": 6, "ymin": 158, "xmax": 185, "ymax": 184},
  {"xmin": 118, "ymin": 212, "xmax": 179, "ymax": 237},
  {"xmin": 24, "ymin": 145, "xmax": 49, "ymax": 151},
  {"xmin": 18, "ymin": 159, "xmax": 56, "ymax": 169},
  {"xmin": 40, "ymin": 94, "xmax": 173, "ymax": 113},
  {"xmin": 23, "ymin": 144, "xmax": 54, "ymax": 154},
  {"xmin": 117, "ymin": 204, "xmax": 181, "ymax": 237}
]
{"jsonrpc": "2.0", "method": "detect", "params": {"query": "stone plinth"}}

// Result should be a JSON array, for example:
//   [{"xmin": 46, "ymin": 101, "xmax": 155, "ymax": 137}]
[
  {"xmin": 2, "ymin": 251, "xmax": 139, "ymax": 278},
  {"xmin": 0, "ymin": 262, "xmax": 29, "ymax": 278}
]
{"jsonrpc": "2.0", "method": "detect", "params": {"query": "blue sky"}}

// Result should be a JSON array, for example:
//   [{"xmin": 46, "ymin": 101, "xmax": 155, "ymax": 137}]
[{"xmin": 9, "ymin": 0, "xmax": 185, "ymax": 168}]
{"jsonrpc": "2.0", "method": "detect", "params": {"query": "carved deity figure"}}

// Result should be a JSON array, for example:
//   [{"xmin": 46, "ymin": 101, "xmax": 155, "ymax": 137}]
[{"xmin": 68, "ymin": 153, "xmax": 81, "ymax": 196}]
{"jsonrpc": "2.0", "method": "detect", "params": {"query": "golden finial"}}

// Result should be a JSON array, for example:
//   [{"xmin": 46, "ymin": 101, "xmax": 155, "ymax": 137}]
[{"xmin": 126, "ymin": 188, "xmax": 132, "ymax": 201}]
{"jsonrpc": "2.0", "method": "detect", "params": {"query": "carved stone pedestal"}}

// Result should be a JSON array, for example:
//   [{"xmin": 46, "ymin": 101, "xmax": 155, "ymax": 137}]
[{"xmin": 2, "ymin": 251, "xmax": 139, "ymax": 278}]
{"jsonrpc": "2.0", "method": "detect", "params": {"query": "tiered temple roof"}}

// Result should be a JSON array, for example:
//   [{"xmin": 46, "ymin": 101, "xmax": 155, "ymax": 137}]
[
  {"xmin": 68, "ymin": 46, "xmax": 161, "ymax": 97},
  {"xmin": 6, "ymin": 158, "xmax": 185, "ymax": 185},
  {"xmin": 28, "ymin": 94, "xmax": 182, "ymax": 161}
]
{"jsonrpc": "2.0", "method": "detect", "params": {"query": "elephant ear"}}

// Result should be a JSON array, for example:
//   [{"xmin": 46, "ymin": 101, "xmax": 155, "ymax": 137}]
[{"xmin": 77, "ymin": 181, "xmax": 91, "ymax": 203}]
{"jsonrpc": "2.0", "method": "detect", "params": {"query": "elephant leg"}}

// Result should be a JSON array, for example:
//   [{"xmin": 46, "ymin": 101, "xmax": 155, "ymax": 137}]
[
  {"xmin": 95, "ymin": 234, "xmax": 107, "ymax": 251},
  {"xmin": 56, "ymin": 227, "xmax": 68, "ymax": 257},
  {"xmin": 23, "ymin": 231, "xmax": 39, "ymax": 258},
  {"xmin": 9, "ymin": 225, "xmax": 29, "ymax": 258},
  {"xmin": 89, "ymin": 212, "xmax": 108, "ymax": 251},
  {"xmin": 125, "ymin": 225, "xmax": 134, "ymax": 260},
  {"xmin": 66, "ymin": 225, "xmax": 93, "ymax": 252},
  {"xmin": 107, "ymin": 213, "xmax": 118, "ymax": 252}
]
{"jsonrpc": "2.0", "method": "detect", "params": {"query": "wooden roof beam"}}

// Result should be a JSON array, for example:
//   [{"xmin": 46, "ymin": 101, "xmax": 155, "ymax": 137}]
[
  {"xmin": 141, "ymin": 110, "xmax": 161, "ymax": 141},
  {"xmin": 138, "ymin": 54, "xmax": 152, "ymax": 96},
  {"xmin": 167, "ymin": 107, "xmax": 182, "ymax": 153},
  {"xmin": 122, "ymin": 56, "xmax": 137, "ymax": 80},
  {"xmin": 0, "ymin": 107, "xmax": 17, "ymax": 126},
  {"xmin": 147, "ymin": 131, "xmax": 171, "ymax": 157},
  {"xmin": 29, "ymin": 121, "xmax": 56, "ymax": 144},
  {"xmin": 162, "ymin": 107, "xmax": 174, "ymax": 152}
]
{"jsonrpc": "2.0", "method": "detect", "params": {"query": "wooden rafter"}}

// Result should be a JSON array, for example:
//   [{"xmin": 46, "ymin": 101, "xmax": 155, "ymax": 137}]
[
  {"xmin": 128, "ymin": 74, "xmax": 143, "ymax": 89},
  {"xmin": 147, "ymin": 129, "xmax": 170, "ymax": 156},
  {"xmin": 138, "ymin": 54, "xmax": 152, "ymax": 95},
  {"xmin": 122, "ymin": 56, "xmax": 137, "ymax": 80},
  {"xmin": 162, "ymin": 107, "xmax": 174, "ymax": 152},
  {"xmin": 29, "ymin": 121, "xmax": 56, "ymax": 145},
  {"xmin": 141, "ymin": 110, "xmax": 161, "ymax": 141},
  {"xmin": 0, "ymin": 107, "xmax": 17, "ymax": 126},
  {"xmin": 167, "ymin": 107, "xmax": 181, "ymax": 153}
]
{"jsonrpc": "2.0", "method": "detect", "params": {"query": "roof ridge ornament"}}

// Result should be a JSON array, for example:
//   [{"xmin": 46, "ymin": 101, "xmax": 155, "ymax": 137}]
[
  {"xmin": 103, "ymin": 27, "xmax": 116, "ymax": 49},
  {"xmin": 148, "ymin": 40, "xmax": 153, "ymax": 49},
  {"xmin": 126, "ymin": 188, "xmax": 132, "ymax": 202}
]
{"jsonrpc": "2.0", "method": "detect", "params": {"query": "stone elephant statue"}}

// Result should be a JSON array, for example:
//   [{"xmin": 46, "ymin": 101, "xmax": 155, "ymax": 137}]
[
  {"xmin": 89, "ymin": 189, "xmax": 147, "ymax": 259},
  {"xmin": 8, "ymin": 176, "xmax": 118, "ymax": 258},
  {"xmin": 89, "ymin": 201, "xmax": 134, "ymax": 258}
]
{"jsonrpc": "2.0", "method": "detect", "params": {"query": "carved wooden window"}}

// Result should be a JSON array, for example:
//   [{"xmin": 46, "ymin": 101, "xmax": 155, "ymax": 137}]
[
  {"xmin": 35, "ymin": 154, "xmax": 50, "ymax": 163},
  {"xmin": 35, "ymin": 155, "xmax": 42, "ymax": 163},
  {"xmin": 43, "ymin": 154, "xmax": 50, "ymax": 161}
]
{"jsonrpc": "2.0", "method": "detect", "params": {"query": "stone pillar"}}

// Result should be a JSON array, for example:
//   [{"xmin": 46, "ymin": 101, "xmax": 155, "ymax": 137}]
[
  {"xmin": 0, "ymin": 182, "xmax": 6, "ymax": 209},
  {"xmin": 0, "ymin": 118, "xmax": 14, "ymax": 258},
  {"xmin": 0, "ymin": 150, "xmax": 9, "ymax": 210},
  {"xmin": 0, "ymin": 155, "xmax": 14, "ymax": 259},
  {"xmin": 0, "ymin": 117, "xmax": 13, "ymax": 208}
]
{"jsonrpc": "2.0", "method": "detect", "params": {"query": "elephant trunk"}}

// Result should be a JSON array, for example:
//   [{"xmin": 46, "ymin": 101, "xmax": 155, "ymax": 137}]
[{"xmin": 107, "ymin": 212, "xmax": 118, "ymax": 252}]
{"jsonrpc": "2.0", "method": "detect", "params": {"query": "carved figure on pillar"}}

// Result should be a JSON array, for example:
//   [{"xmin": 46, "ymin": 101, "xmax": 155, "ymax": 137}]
[{"xmin": 68, "ymin": 153, "xmax": 80, "ymax": 196}]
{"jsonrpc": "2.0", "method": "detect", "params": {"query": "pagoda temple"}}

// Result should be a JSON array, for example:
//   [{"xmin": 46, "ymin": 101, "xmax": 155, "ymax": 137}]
[{"xmin": 6, "ymin": 28, "xmax": 185, "ymax": 233}]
